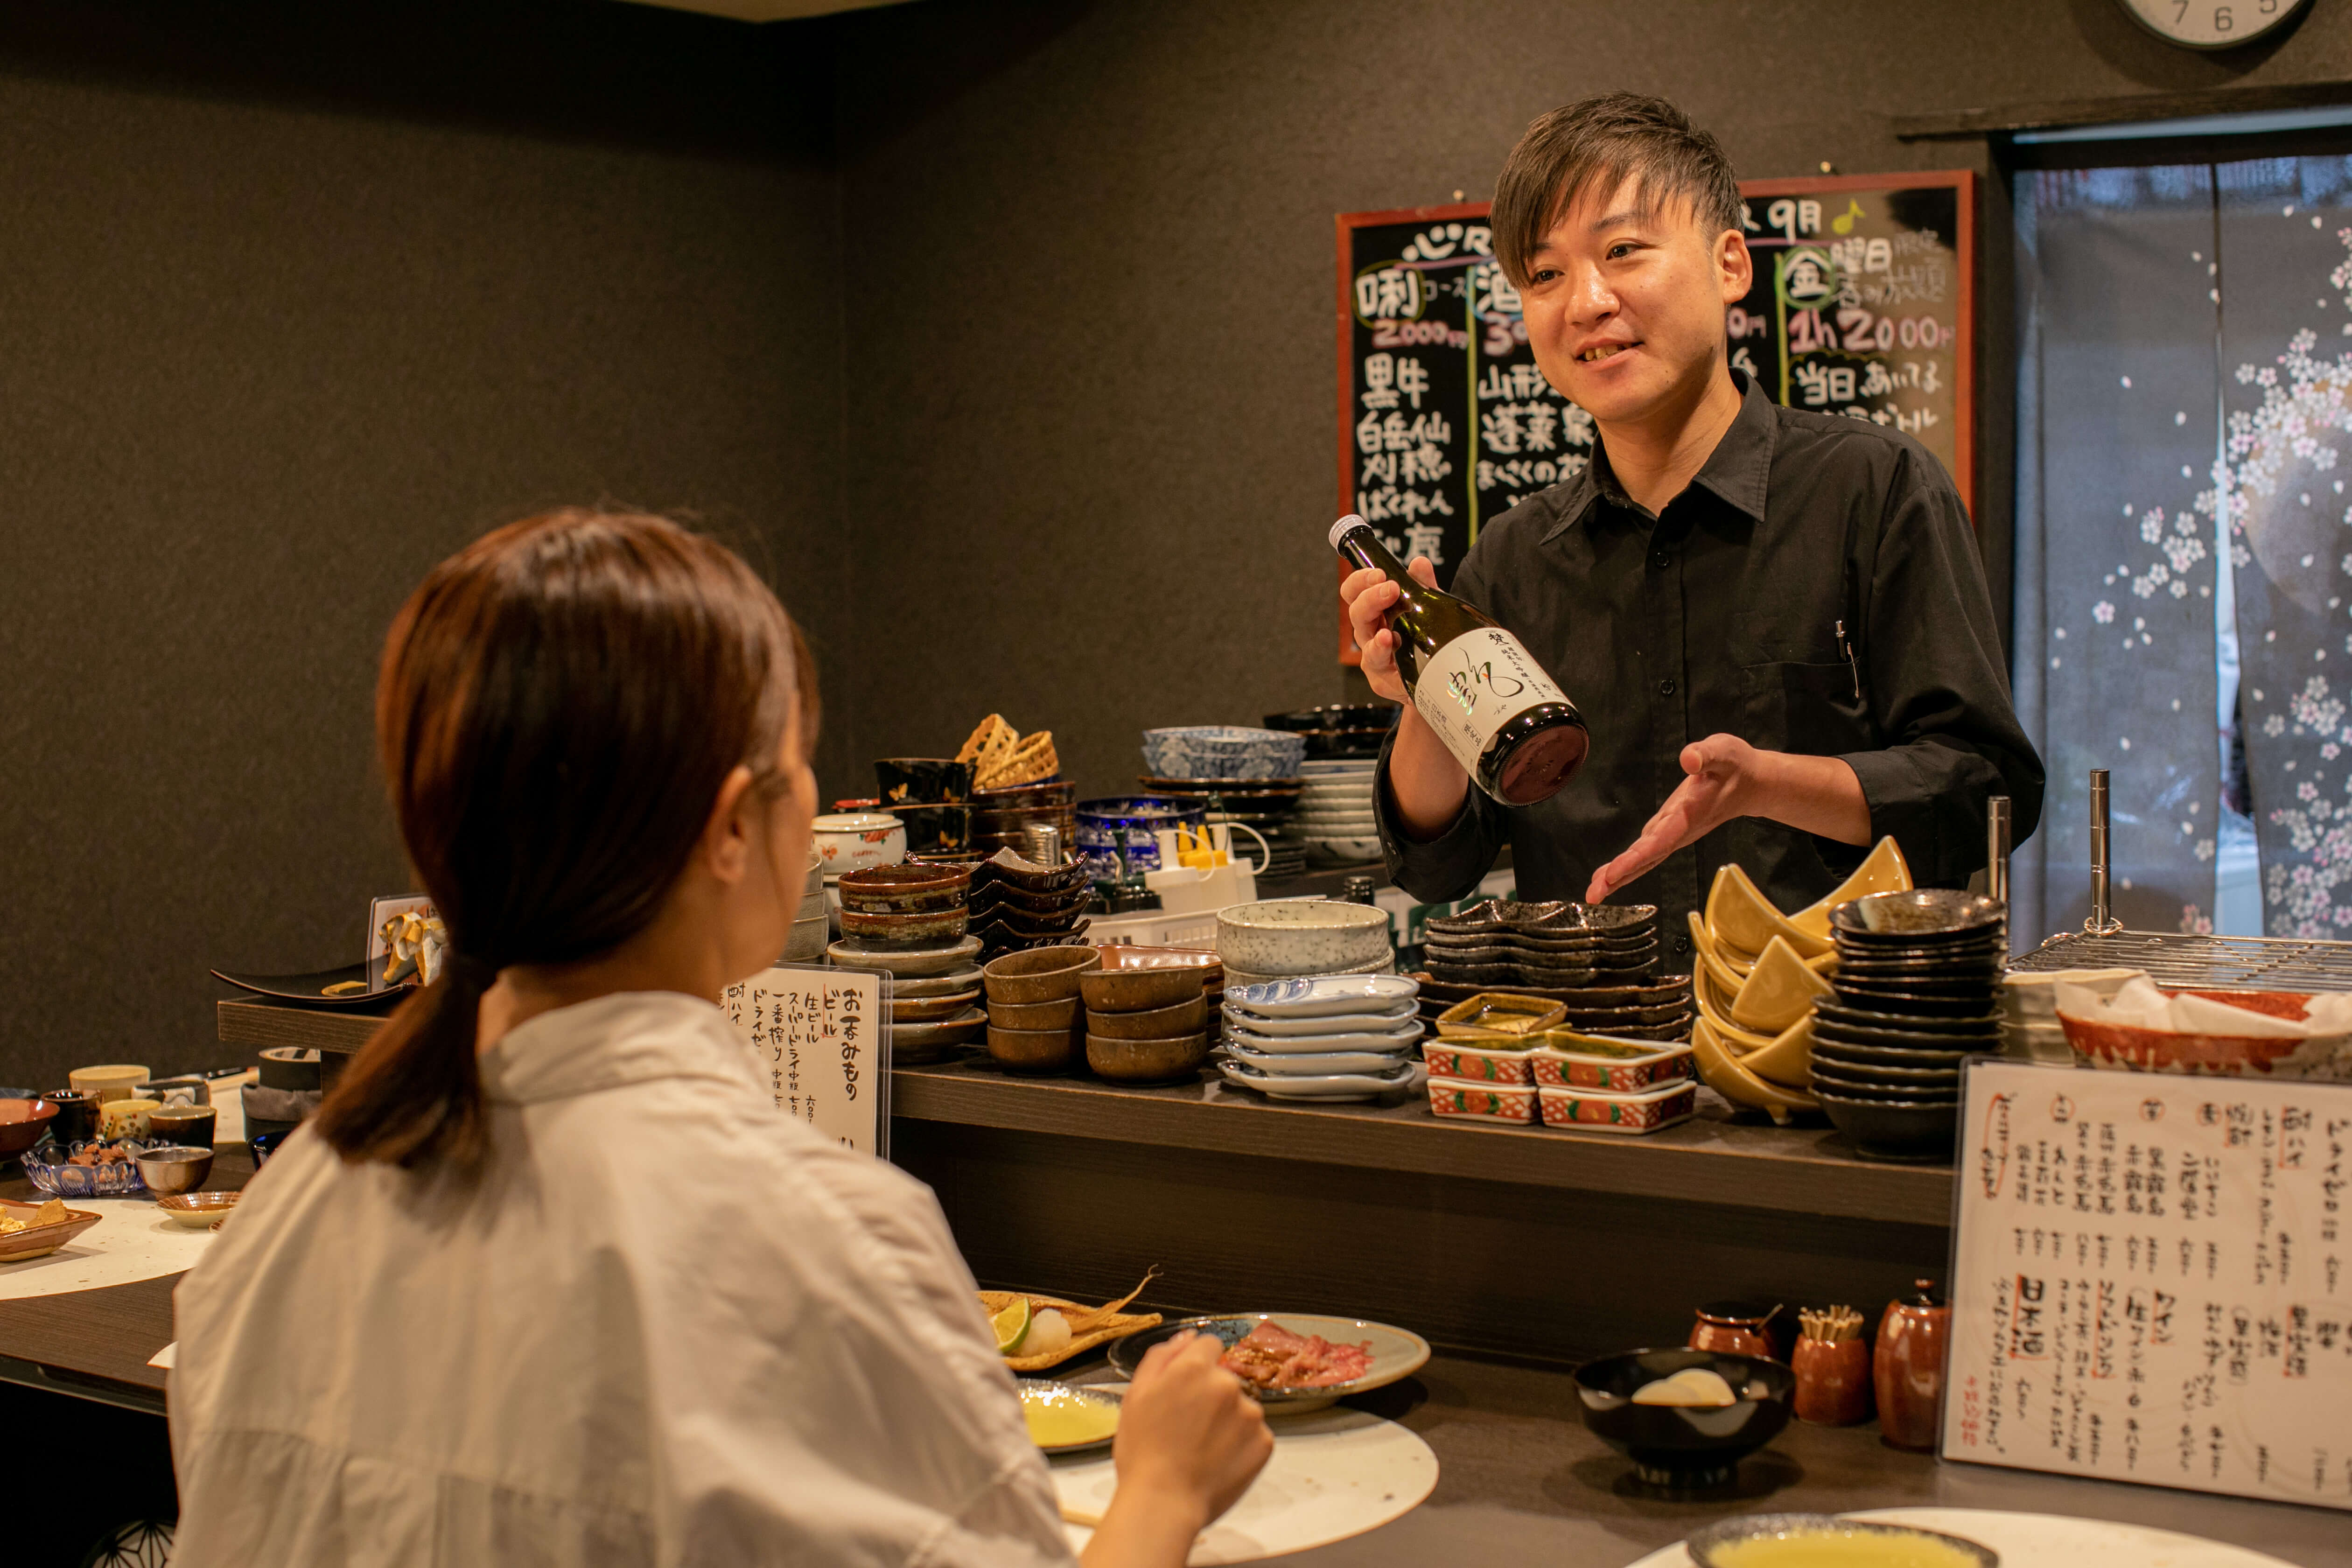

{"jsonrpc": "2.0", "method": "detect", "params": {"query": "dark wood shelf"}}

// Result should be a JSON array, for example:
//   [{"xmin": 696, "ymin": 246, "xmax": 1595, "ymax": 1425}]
[{"xmin": 220, "ymin": 997, "xmax": 1955, "ymax": 1228}]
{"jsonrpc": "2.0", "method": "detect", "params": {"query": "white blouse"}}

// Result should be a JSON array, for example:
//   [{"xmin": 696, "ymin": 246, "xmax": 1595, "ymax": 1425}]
[{"xmin": 169, "ymin": 991, "xmax": 1074, "ymax": 1568}]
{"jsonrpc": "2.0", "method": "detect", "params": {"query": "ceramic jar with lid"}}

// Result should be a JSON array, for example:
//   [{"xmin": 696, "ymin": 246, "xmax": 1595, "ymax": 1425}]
[
  {"xmin": 1874, "ymin": 1277, "xmax": 1952, "ymax": 1451},
  {"xmin": 1687, "ymin": 1300, "xmax": 1782, "ymax": 1360}
]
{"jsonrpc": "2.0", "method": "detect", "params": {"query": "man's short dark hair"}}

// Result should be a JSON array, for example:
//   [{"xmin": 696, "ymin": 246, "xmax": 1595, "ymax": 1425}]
[{"xmin": 1491, "ymin": 94, "xmax": 1743, "ymax": 288}]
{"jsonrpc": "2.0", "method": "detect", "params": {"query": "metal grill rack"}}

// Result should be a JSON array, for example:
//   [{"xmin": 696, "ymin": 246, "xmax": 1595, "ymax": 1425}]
[{"xmin": 2010, "ymin": 929, "xmax": 2352, "ymax": 991}]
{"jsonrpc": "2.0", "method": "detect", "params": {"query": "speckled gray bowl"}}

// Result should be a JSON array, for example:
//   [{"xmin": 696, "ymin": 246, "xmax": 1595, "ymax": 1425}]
[{"xmin": 1217, "ymin": 900, "xmax": 1393, "ymax": 978}]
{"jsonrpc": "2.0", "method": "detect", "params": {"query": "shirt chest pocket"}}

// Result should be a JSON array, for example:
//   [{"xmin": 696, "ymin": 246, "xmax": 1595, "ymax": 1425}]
[{"xmin": 1733, "ymin": 611, "xmax": 1872, "ymax": 756}]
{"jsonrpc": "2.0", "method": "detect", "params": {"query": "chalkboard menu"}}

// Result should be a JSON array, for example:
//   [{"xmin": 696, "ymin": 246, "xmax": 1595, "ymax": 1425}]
[
  {"xmin": 1336, "ymin": 174, "xmax": 1974, "ymax": 662},
  {"xmin": 1944, "ymin": 1059, "xmax": 2352, "ymax": 1512}
]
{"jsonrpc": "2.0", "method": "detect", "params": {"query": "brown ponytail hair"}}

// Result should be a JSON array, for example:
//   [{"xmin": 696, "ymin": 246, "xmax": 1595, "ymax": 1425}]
[{"xmin": 313, "ymin": 509, "xmax": 811, "ymax": 1172}]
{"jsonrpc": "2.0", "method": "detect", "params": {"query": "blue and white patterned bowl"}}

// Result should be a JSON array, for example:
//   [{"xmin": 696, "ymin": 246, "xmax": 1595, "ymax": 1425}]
[
  {"xmin": 1073, "ymin": 796, "xmax": 1207, "ymax": 882},
  {"xmin": 1141, "ymin": 727, "xmax": 1306, "ymax": 782}
]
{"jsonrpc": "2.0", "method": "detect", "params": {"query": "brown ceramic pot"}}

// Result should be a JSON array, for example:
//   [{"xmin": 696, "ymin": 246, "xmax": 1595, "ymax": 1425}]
[
  {"xmin": 1874, "ymin": 1278, "xmax": 1952, "ymax": 1451},
  {"xmin": 1688, "ymin": 1301, "xmax": 1781, "ymax": 1359},
  {"xmin": 1792, "ymin": 1336, "xmax": 1873, "ymax": 1425}
]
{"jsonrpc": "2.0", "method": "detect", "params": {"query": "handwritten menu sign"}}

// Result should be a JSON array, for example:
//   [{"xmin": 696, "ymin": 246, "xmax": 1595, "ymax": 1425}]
[
  {"xmin": 1336, "ymin": 173, "xmax": 1973, "ymax": 661},
  {"xmin": 1944, "ymin": 1059, "xmax": 2352, "ymax": 1511},
  {"xmin": 722, "ymin": 963, "xmax": 890, "ymax": 1158}
]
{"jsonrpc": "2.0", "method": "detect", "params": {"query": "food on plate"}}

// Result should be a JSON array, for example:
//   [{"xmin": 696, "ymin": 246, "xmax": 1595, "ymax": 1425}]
[
  {"xmin": 1019, "ymin": 1383, "xmax": 1120, "ymax": 1449},
  {"xmin": 982, "ymin": 1272, "xmax": 1162, "ymax": 1369},
  {"xmin": 990, "ymin": 1296, "xmax": 1031, "ymax": 1353},
  {"xmin": 1704, "ymin": 1525, "xmax": 1988, "ymax": 1568},
  {"xmin": 0, "ymin": 1199, "xmax": 69, "ymax": 1235},
  {"xmin": 68, "ymin": 1144, "xmax": 135, "ymax": 1168},
  {"xmin": 1631, "ymin": 1366, "xmax": 1737, "ymax": 1407},
  {"xmin": 1021, "ymin": 1309, "xmax": 1073, "ymax": 1361},
  {"xmin": 1218, "ymin": 1320, "xmax": 1373, "ymax": 1391}
]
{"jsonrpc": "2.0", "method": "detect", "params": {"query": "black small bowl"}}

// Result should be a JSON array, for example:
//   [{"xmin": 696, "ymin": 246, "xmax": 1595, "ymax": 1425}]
[
  {"xmin": 1573, "ymin": 1348, "xmax": 1794, "ymax": 1489},
  {"xmin": 1817, "ymin": 1089, "xmax": 1961, "ymax": 1157},
  {"xmin": 1808, "ymin": 1057, "xmax": 1960, "ymax": 1095},
  {"xmin": 1813, "ymin": 1000, "xmax": 2000, "ymax": 1036},
  {"xmin": 1830, "ymin": 890, "xmax": 2005, "ymax": 943},
  {"xmin": 1827, "ymin": 985, "xmax": 2001, "ymax": 1020},
  {"xmin": 1809, "ymin": 1035, "xmax": 1975, "ymax": 1069}
]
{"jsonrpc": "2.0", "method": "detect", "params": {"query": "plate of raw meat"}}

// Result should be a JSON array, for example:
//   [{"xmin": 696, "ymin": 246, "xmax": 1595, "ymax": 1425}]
[{"xmin": 1106, "ymin": 1312, "xmax": 1430, "ymax": 1412}]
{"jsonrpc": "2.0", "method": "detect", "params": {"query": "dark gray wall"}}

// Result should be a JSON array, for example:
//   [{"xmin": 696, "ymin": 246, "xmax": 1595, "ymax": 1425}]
[
  {"xmin": 0, "ymin": 2, "xmax": 845, "ymax": 1090},
  {"xmin": 829, "ymin": 0, "xmax": 2352, "ymax": 798}
]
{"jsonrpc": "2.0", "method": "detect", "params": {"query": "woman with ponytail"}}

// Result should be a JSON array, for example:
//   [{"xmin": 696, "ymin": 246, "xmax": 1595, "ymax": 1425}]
[{"xmin": 168, "ymin": 511, "xmax": 1268, "ymax": 1567}]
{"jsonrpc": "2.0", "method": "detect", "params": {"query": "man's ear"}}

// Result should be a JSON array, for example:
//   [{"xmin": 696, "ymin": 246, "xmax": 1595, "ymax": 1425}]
[
  {"xmin": 698, "ymin": 764, "xmax": 758, "ymax": 886},
  {"xmin": 1716, "ymin": 229, "xmax": 1753, "ymax": 305}
]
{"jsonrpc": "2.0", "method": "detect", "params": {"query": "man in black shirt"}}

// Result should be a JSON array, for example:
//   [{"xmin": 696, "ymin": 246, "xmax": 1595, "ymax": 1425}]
[{"xmin": 1343, "ymin": 94, "xmax": 2043, "ymax": 950}]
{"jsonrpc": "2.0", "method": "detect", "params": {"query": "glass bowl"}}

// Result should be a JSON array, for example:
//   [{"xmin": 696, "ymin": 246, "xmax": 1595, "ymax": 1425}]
[{"xmin": 18, "ymin": 1136, "xmax": 154, "ymax": 1197}]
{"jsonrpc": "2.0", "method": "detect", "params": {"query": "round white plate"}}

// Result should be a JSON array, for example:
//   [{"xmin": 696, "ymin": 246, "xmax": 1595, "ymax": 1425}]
[
  {"xmin": 1055, "ymin": 1406, "xmax": 1436, "ymax": 1565},
  {"xmin": 1225, "ymin": 974, "xmax": 1420, "ymax": 1016},
  {"xmin": 1224, "ymin": 1013, "xmax": 1423, "ymax": 1054},
  {"xmin": 1219, "ymin": 1059, "xmax": 1426, "ymax": 1100},
  {"xmin": 1219, "ymin": 1000, "xmax": 1416, "ymax": 1036},
  {"xmin": 1220, "ymin": 1042, "xmax": 1417, "ymax": 1075},
  {"xmin": 1623, "ymin": 1507, "xmax": 2307, "ymax": 1568}
]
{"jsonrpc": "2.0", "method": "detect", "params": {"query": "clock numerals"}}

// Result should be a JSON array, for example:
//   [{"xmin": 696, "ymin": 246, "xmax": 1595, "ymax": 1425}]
[{"xmin": 2129, "ymin": 0, "xmax": 2300, "ymax": 46}]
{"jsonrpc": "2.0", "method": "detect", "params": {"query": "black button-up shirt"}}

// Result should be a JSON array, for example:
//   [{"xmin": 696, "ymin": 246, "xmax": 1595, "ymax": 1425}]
[{"xmin": 1376, "ymin": 373, "xmax": 2044, "ymax": 949}]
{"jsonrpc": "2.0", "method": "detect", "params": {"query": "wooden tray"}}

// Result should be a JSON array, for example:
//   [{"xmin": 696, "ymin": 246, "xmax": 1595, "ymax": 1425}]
[{"xmin": 0, "ymin": 1197, "xmax": 102, "ymax": 1263}]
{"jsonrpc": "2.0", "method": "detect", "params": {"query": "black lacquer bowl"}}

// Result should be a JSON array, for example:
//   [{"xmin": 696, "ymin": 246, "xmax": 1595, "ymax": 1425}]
[{"xmin": 1573, "ymin": 1348, "xmax": 1794, "ymax": 1489}]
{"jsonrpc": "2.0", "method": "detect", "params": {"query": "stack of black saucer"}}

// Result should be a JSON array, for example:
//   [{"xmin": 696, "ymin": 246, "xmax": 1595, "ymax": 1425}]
[
  {"xmin": 1413, "ymin": 900, "xmax": 1689, "ymax": 1042},
  {"xmin": 1812, "ymin": 889, "xmax": 2005, "ymax": 1160}
]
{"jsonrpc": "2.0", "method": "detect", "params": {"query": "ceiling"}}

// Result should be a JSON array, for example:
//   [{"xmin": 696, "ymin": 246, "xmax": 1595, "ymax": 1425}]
[{"xmin": 619, "ymin": 0, "xmax": 911, "ymax": 19}]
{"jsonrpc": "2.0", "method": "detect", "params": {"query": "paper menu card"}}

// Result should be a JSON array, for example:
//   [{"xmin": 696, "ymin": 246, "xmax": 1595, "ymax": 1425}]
[
  {"xmin": 722, "ymin": 964, "xmax": 890, "ymax": 1159},
  {"xmin": 1944, "ymin": 1058, "xmax": 2352, "ymax": 1510}
]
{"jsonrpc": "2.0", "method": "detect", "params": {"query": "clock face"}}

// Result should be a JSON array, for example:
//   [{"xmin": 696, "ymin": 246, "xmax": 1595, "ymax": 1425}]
[{"xmin": 2117, "ymin": 0, "xmax": 2311, "ymax": 48}]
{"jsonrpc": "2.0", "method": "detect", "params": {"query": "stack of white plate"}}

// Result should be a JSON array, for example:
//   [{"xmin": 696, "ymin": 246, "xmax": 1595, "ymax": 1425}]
[
  {"xmin": 785, "ymin": 849, "xmax": 828, "ymax": 962},
  {"xmin": 1216, "ymin": 974, "xmax": 1426, "ymax": 1102},
  {"xmin": 1297, "ymin": 758, "xmax": 1379, "ymax": 862}
]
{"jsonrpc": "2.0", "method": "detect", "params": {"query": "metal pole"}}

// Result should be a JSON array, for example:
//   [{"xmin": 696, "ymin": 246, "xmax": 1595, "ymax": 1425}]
[
  {"xmin": 2085, "ymin": 769, "xmax": 2122, "ymax": 935},
  {"xmin": 1987, "ymin": 795, "xmax": 2011, "ymax": 908}
]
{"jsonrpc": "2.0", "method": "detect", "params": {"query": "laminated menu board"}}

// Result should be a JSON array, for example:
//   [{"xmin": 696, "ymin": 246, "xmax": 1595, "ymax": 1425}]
[
  {"xmin": 1943, "ymin": 1058, "xmax": 2352, "ymax": 1511},
  {"xmin": 1336, "ymin": 172, "xmax": 1973, "ymax": 662},
  {"xmin": 722, "ymin": 963, "xmax": 891, "ymax": 1158}
]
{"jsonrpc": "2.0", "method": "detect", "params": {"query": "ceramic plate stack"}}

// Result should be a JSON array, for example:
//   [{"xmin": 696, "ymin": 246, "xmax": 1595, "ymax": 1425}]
[
  {"xmin": 1137, "ymin": 775, "xmax": 1305, "ymax": 880},
  {"xmin": 1217, "ymin": 974, "xmax": 1426, "ymax": 1102},
  {"xmin": 1263, "ymin": 703, "xmax": 1400, "ymax": 761},
  {"xmin": 826, "ymin": 871, "xmax": 986, "ymax": 1064},
  {"xmin": 970, "ymin": 778, "xmax": 1077, "ymax": 857},
  {"xmin": 1216, "ymin": 898, "xmax": 1394, "ymax": 988},
  {"xmin": 1414, "ymin": 901, "xmax": 1685, "ymax": 1040},
  {"xmin": 967, "ymin": 848, "xmax": 1092, "ymax": 959},
  {"xmin": 785, "ymin": 849, "xmax": 828, "ymax": 962},
  {"xmin": 1297, "ymin": 758, "xmax": 1381, "ymax": 863},
  {"xmin": 1812, "ymin": 889, "xmax": 2007, "ymax": 1159}
]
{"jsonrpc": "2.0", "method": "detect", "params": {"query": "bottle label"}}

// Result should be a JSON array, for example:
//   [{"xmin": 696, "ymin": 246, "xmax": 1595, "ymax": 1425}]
[{"xmin": 1411, "ymin": 627, "xmax": 1569, "ymax": 770}]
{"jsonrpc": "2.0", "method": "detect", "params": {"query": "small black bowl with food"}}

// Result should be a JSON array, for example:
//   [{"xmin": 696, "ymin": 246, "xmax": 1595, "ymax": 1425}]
[{"xmin": 1573, "ymin": 1348, "xmax": 1794, "ymax": 1490}]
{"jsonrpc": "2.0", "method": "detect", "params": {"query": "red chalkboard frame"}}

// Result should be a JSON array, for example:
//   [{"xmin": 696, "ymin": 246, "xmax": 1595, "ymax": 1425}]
[{"xmin": 1333, "ymin": 173, "xmax": 1977, "ymax": 665}]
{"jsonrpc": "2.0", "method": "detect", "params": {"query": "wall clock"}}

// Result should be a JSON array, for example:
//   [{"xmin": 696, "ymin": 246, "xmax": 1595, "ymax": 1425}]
[{"xmin": 2115, "ymin": 0, "xmax": 2313, "ymax": 49}]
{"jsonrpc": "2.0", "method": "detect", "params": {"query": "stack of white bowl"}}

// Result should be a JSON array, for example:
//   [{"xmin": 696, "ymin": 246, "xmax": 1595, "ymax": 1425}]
[
  {"xmin": 1215, "ymin": 898, "xmax": 1394, "ymax": 987},
  {"xmin": 1297, "ymin": 758, "xmax": 1380, "ymax": 863},
  {"xmin": 785, "ymin": 849, "xmax": 827, "ymax": 963},
  {"xmin": 1218, "ymin": 973, "xmax": 1426, "ymax": 1102}
]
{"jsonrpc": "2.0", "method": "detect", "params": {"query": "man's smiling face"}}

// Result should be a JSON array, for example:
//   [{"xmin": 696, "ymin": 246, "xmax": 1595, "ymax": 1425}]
[{"xmin": 1517, "ymin": 175, "xmax": 1752, "ymax": 432}]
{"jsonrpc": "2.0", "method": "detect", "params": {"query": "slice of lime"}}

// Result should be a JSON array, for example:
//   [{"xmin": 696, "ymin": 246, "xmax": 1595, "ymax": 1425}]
[{"xmin": 991, "ymin": 1297, "xmax": 1032, "ymax": 1355}]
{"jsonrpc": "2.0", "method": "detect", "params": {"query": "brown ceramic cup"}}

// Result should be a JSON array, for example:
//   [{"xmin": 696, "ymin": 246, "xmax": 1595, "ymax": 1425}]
[
  {"xmin": 147, "ymin": 1105, "xmax": 218, "ymax": 1150},
  {"xmin": 1792, "ymin": 1336, "xmax": 1874, "ymax": 1425}
]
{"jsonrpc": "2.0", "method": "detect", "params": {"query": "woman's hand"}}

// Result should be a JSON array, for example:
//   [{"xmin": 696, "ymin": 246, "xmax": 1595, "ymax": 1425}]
[
  {"xmin": 1341, "ymin": 558, "xmax": 1436, "ymax": 704},
  {"xmin": 1081, "ymin": 1332, "xmax": 1271, "ymax": 1568}
]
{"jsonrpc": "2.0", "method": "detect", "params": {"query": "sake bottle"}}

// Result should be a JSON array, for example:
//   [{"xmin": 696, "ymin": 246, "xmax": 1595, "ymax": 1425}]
[{"xmin": 1330, "ymin": 514, "xmax": 1588, "ymax": 805}]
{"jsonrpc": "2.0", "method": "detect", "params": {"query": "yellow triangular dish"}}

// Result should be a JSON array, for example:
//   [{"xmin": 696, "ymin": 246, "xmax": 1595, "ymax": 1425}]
[
  {"xmin": 1789, "ymin": 836, "xmax": 1912, "ymax": 941},
  {"xmin": 1693, "ymin": 981, "xmax": 1778, "ymax": 1053},
  {"xmin": 1705, "ymin": 863, "xmax": 1831, "ymax": 960},
  {"xmin": 1691, "ymin": 1017, "xmax": 1820, "ymax": 1126},
  {"xmin": 1689, "ymin": 912, "xmax": 1752, "ymax": 998},
  {"xmin": 1729, "ymin": 934, "xmax": 1835, "ymax": 1034},
  {"xmin": 1740, "ymin": 1012, "xmax": 1814, "ymax": 1089}
]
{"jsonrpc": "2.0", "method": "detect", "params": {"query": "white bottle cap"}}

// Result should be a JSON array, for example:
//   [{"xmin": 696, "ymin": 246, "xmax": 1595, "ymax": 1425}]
[{"xmin": 1327, "ymin": 513, "xmax": 1368, "ymax": 550}]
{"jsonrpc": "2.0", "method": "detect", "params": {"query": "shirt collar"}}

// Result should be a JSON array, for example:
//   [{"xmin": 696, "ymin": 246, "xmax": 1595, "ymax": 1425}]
[
  {"xmin": 479, "ymin": 990, "xmax": 765, "ymax": 1106},
  {"xmin": 1540, "ymin": 369, "xmax": 1778, "ymax": 543}
]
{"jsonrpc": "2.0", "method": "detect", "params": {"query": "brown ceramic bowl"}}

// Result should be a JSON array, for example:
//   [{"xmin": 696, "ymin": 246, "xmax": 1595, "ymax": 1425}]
[
  {"xmin": 0, "ymin": 1099, "xmax": 59, "ymax": 1158},
  {"xmin": 987, "ymin": 1022, "xmax": 1080, "ymax": 1074},
  {"xmin": 1086, "ymin": 993, "xmax": 1209, "ymax": 1040},
  {"xmin": 1079, "ymin": 963, "xmax": 1209, "ymax": 1014},
  {"xmin": 989, "ymin": 994, "xmax": 1081, "ymax": 1031},
  {"xmin": 1086, "ymin": 1031, "xmax": 1211, "ymax": 1083},
  {"xmin": 837, "ymin": 862, "xmax": 975, "ymax": 914},
  {"xmin": 1099, "ymin": 944, "xmax": 1223, "ymax": 981},
  {"xmin": 839, "ymin": 905, "xmax": 970, "ymax": 949},
  {"xmin": 983, "ymin": 945, "xmax": 1103, "ymax": 1005}
]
